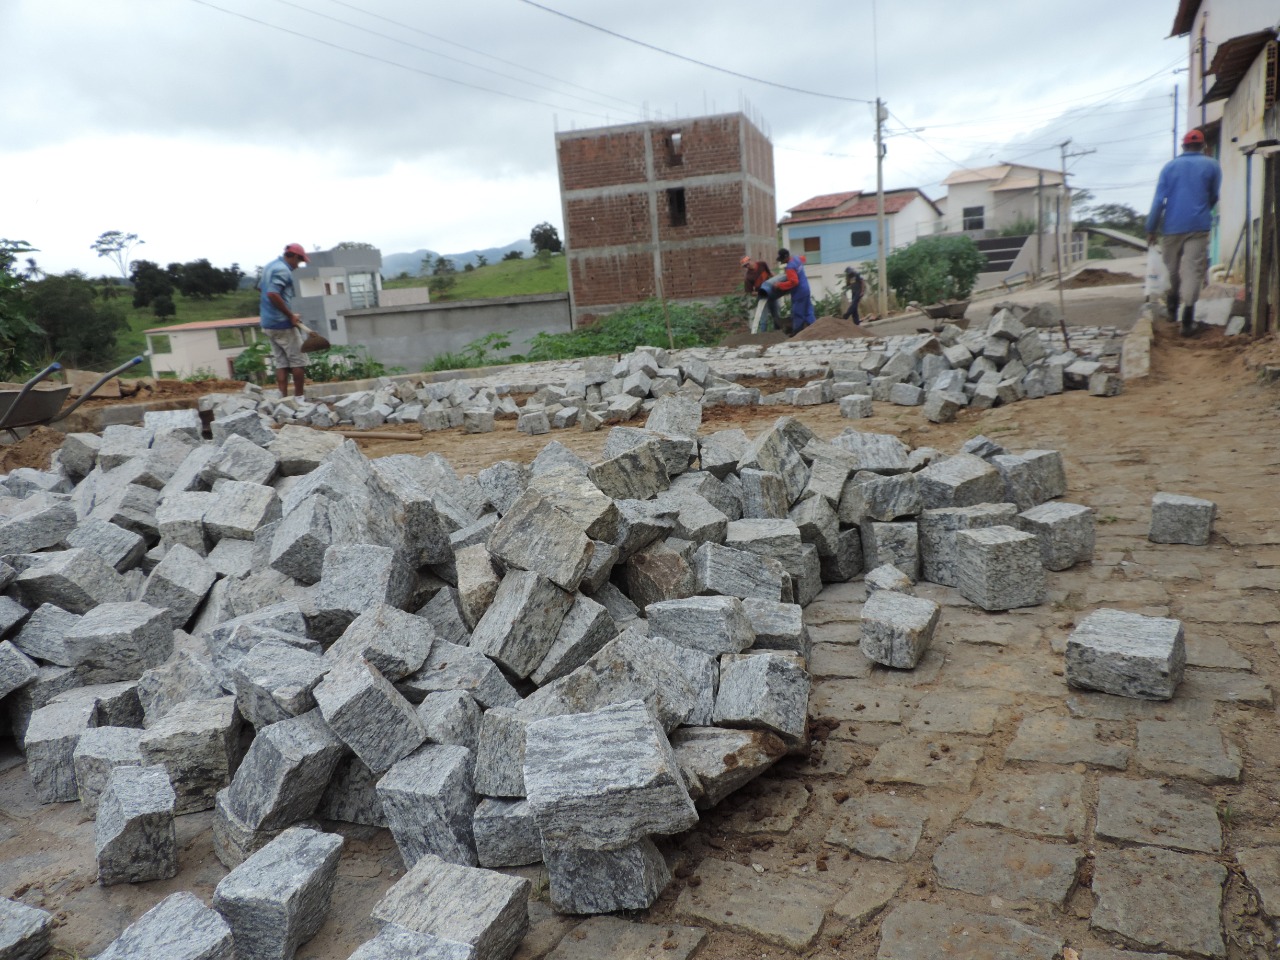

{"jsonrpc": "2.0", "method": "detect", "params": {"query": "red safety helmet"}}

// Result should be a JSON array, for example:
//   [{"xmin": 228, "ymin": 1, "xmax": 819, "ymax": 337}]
[{"xmin": 1182, "ymin": 129, "xmax": 1205, "ymax": 147}]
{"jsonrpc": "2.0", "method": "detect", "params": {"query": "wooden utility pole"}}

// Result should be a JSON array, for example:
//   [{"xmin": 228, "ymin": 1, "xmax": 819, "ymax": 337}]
[{"xmin": 875, "ymin": 98, "xmax": 889, "ymax": 318}]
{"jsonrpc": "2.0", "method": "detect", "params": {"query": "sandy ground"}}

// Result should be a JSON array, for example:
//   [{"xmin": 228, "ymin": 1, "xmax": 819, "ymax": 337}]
[{"xmin": 3, "ymin": 278, "xmax": 1280, "ymax": 958}]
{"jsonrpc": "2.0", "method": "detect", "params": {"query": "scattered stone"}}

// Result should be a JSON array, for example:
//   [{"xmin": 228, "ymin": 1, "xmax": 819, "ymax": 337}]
[
  {"xmin": 1017, "ymin": 501, "xmax": 1095, "ymax": 570},
  {"xmin": 378, "ymin": 743, "xmax": 477, "ymax": 868},
  {"xmin": 0, "ymin": 897, "xmax": 53, "ymax": 960},
  {"xmin": 674, "ymin": 857, "xmax": 829, "ymax": 952},
  {"xmin": 324, "ymin": 603, "xmax": 432, "ymax": 682},
  {"xmin": 1065, "ymin": 609, "xmax": 1186, "ymax": 700},
  {"xmin": 1149, "ymin": 491, "xmax": 1216, "ymax": 545},
  {"xmin": 956, "ymin": 525, "xmax": 1045, "ymax": 610},
  {"xmin": 859, "ymin": 590, "xmax": 939, "ymax": 669},
  {"xmin": 543, "ymin": 838, "xmax": 671, "ymax": 914},
  {"xmin": 646, "ymin": 595, "xmax": 754, "ymax": 656},
  {"xmin": 139, "ymin": 696, "xmax": 243, "ymax": 814},
  {"xmin": 713, "ymin": 651, "xmax": 809, "ymax": 742},
  {"xmin": 671, "ymin": 726, "xmax": 787, "ymax": 808},
  {"xmin": 95, "ymin": 764, "xmax": 177, "ymax": 886},
  {"xmin": 1091, "ymin": 847, "xmax": 1226, "ymax": 958},
  {"xmin": 473, "ymin": 798, "xmax": 542, "ymax": 868},
  {"xmin": 314, "ymin": 657, "xmax": 426, "ymax": 775},
  {"xmin": 73, "ymin": 725, "xmax": 144, "ymax": 814},
  {"xmin": 25, "ymin": 697, "xmax": 97, "ymax": 803}
]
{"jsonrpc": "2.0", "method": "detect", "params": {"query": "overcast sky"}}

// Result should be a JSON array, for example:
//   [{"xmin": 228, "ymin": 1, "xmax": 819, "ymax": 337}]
[{"xmin": 2, "ymin": 0, "xmax": 1187, "ymax": 276}]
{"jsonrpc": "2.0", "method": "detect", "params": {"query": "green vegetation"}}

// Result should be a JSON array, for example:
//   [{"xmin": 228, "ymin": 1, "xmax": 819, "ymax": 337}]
[
  {"xmin": 423, "ymin": 332, "xmax": 513, "ymax": 373},
  {"xmin": 999, "ymin": 216, "xmax": 1039, "ymax": 237},
  {"xmin": 384, "ymin": 254, "xmax": 567, "ymax": 301},
  {"xmin": 516, "ymin": 297, "xmax": 734, "ymax": 363},
  {"xmin": 232, "ymin": 339, "xmax": 398, "ymax": 385},
  {"xmin": 885, "ymin": 234, "xmax": 986, "ymax": 306}
]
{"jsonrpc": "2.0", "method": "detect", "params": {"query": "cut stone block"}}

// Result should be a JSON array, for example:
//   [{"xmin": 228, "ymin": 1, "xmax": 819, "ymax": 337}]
[
  {"xmin": 932, "ymin": 827, "xmax": 1080, "ymax": 905},
  {"xmin": 918, "ymin": 503, "xmax": 1018, "ymax": 586},
  {"xmin": 529, "ymin": 593, "xmax": 616, "ymax": 687},
  {"xmin": 268, "ymin": 495, "xmax": 332, "ymax": 584},
  {"xmin": 324, "ymin": 603, "xmax": 432, "ymax": 683},
  {"xmin": 1017, "ymin": 501, "xmax": 1095, "ymax": 570},
  {"xmin": 0, "ymin": 493, "xmax": 77, "ymax": 555},
  {"xmin": 473, "ymin": 798, "xmax": 542, "ymax": 868},
  {"xmin": 370, "ymin": 854, "xmax": 529, "ymax": 960},
  {"xmin": 454, "ymin": 543, "xmax": 500, "ymax": 630},
  {"xmin": 713, "ymin": 651, "xmax": 810, "ymax": 743},
  {"xmin": 1065, "ymin": 609, "xmax": 1186, "ymax": 701},
  {"xmin": 95, "ymin": 892, "xmax": 235, "ymax": 960},
  {"xmin": 990, "ymin": 451, "xmax": 1065, "ymax": 510},
  {"xmin": 693, "ymin": 542, "xmax": 786, "ymax": 601},
  {"xmin": 840, "ymin": 472, "xmax": 920, "ymax": 523},
  {"xmin": 397, "ymin": 640, "xmax": 520, "ymax": 709},
  {"xmin": 202, "ymin": 434, "xmax": 279, "ymax": 487},
  {"xmin": 865, "ymin": 563, "xmax": 915, "ymax": 594},
  {"xmin": 0, "ymin": 640, "xmax": 37, "ymax": 701},
  {"xmin": 956, "ymin": 525, "xmax": 1045, "ymax": 610},
  {"xmin": 619, "ymin": 538, "xmax": 696, "ymax": 608},
  {"xmin": 544, "ymin": 837, "xmax": 671, "ymax": 915},
  {"xmin": 203, "ymin": 480, "xmax": 282, "ymax": 541},
  {"xmin": 1095, "ymin": 777, "xmax": 1222, "ymax": 853},
  {"xmin": 221, "ymin": 709, "xmax": 346, "ymax": 836},
  {"xmin": 915, "ymin": 453, "xmax": 1004, "ymax": 509},
  {"xmin": 1091, "ymin": 847, "xmax": 1226, "ymax": 958},
  {"xmin": 1149, "ymin": 492, "xmax": 1216, "ymax": 545},
  {"xmin": 860, "ymin": 590, "xmax": 940, "ymax": 669},
  {"xmin": 922, "ymin": 391, "xmax": 962, "ymax": 423},
  {"xmin": 671, "ymin": 726, "xmax": 787, "ymax": 808},
  {"xmin": 14, "ymin": 547, "xmax": 128, "ymax": 614},
  {"xmin": 524, "ymin": 699, "xmax": 697, "ymax": 850},
  {"xmin": 317, "ymin": 754, "xmax": 385, "ymax": 827},
  {"xmin": 589, "ymin": 442, "xmax": 670, "ymax": 501},
  {"xmin": 212, "ymin": 408, "xmax": 276, "ymax": 446},
  {"xmin": 470, "ymin": 570, "xmax": 574, "ymax": 679},
  {"xmin": 138, "ymin": 696, "xmax": 242, "ymax": 814},
  {"xmin": 860, "ymin": 520, "xmax": 920, "ymax": 581},
  {"xmin": 699, "ymin": 428, "xmax": 748, "ymax": 478},
  {"xmin": 156, "ymin": 490, "xmax": 215, "ymax": 555},
  {"xmin": 141, "ymin": 543, "xmax": 216, "ymax": 626},
  {"xmin": 25, "ymin": 697, "xmax": 97, "ymax": 803},
  {"xmin": 738, "ymin": 468, "xmax": 788, "ymax": 519},
  {"xmin": 314, "ymin": 657, "xmax": 426, "ymax": 775},
  {"xmin": 829, "ymin": 430, "xmax": 911, "ymax": 473},
  {"xmin": 415, "ymin": 588, "xmax": 470, "ymax": 646},
  {"xmin": 73, "ymin": 725, "xmax": 144, "ymax": 814},
  {"xmin": 6, "ymin": 664, "xmax": 81, "ymax": 749},
  {"xmin": 486, "ymin": 488, "xmax": 594, "ymax": 592},
  {"xmin": 308, "ymin": 543, "xmax": 414, "ymax": 641},
  {"xmin": 819, "ymin": 527, "xmax": 863, "ymax": 583},
  {"xmin": 231, "ymin": 639, "xmax": 329, "ymax": 728},
  {"xmin": 213, "ymin": 826, "xmax": 344, "ymax": 960},
  {"xmin": 530, "ymin": 467, "xmax": 620, "ymax": 542},
  {"xmin": 59, "ymin": 601, "xmax": 173, "ymax": 683},
  {"xmin": 95, "ymin": 764, "xmax": 177, "ymax": 886},
  {"xmin": 267, "ymin": 424, "xmax": 345, "ymax": 475},
  {"xmin": 742, "ymin": 598, "xmax": 810, "ymax": 657},
  {"xmin": 876, "ymin": 901, "xmax": 1062, "ymax": 960},
  {"xmin": 65, "ymin": 517, "xmax": 147, "ymax": 572},
  {"xmin": 646, "ymin": 595, "xmax": 754, "ymax": 656},
  {"xmin": 839, "ymin": 395, "xmax": 873, "ymax": 419},
  {"xmin": 378, "ymin": 743, "xmax": 477, "ymax": 867},
  {"xmin": 416, "ymin": 691, "xmax": 482, "ymax": 751},
  {"xmin": 0, "ymin": 897, "xmax": 53, "ymax": 960}
]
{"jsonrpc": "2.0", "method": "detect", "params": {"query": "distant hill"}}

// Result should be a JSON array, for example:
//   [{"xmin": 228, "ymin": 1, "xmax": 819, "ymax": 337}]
[{"xmin": 382, "ymin": 239, "xmax": 536, "ymax": 278}]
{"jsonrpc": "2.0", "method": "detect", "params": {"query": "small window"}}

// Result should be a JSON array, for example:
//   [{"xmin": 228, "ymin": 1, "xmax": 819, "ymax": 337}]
[
  {"xmin": 668, "ymin": 130, "xmax": 683, "ymax": 165},
  {"xmin": 850, "ymin": 230, "xmax": 872, "ymax": 248},
  {"xmin": 667, "ymin": 188, "xmax": 687, "ymax": 227},
  {"xmin": 962, "ymin": 206, "xmax": 985, "ymax": 231},
  {"xmin": 329, "ymin": 318, "xmax": 339, "ymax": 332},
  {"xmin": 216, "ymin": 327, "xmax": 249, "ymax": 349},
  {"xmin": 148, "ymin": 334, "xmax": 172, "ymax": 355},
  {"xmin": 336, "ymin": 281, "xmax": 345, "ymax": 294},
  {"xmin": 801, "ymin": 236, "xmax": 821, "ymax": 265},
  {"xmin": 324, "ymin": 282, "xmax": 332, "ymax": 295}
]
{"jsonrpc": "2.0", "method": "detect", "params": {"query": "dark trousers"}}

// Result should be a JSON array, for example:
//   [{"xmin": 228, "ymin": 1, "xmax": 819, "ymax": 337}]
[{"xmin": 843, "ymin": 294, "xmax": 861, "ymax": 324}]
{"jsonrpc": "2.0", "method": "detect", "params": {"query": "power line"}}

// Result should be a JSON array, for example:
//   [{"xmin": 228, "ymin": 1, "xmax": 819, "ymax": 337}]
[
  {"xmin": 187, "ymin": 0, "xmax": 624, "ymax": 123},
  {"xmin": 316, "ymin": 0, "xmax": 638, "ymax": 111},
  {"xmin": 265, "ymin": 0, "xmax": 639, "ymax": 118},
  {"xmin": 516, "ymin": 0, "xmax": 873, "ymax": 104}
]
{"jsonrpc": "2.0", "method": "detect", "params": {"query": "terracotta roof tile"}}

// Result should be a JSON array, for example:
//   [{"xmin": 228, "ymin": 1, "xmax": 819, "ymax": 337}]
[{"xmin": 144, "ymin": 316, "xmax": 259, "ymax": 335}]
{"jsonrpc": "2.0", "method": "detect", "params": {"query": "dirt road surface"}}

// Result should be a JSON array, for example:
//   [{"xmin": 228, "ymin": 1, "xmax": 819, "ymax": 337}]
[{"xmin": 3, "ymin": 281, "xmax": 1280, "ymax": 959}]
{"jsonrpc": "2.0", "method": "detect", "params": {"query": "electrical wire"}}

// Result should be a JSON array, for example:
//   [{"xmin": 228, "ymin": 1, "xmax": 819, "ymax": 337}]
[{"xmin": 515, "ymin": 0, "xmax": 873, "ymax": 104}]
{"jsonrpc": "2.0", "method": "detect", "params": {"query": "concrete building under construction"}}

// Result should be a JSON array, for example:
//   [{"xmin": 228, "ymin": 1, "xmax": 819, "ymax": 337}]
[{"xmin": 556, "ymin": 112, "xmax": 776, "ymax": 327}]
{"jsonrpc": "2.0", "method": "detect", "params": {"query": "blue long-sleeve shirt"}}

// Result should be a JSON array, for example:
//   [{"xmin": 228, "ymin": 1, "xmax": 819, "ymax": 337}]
[{"xmin": 1146, "ymin": 150, "xmax": 1221, "ymax": 236}]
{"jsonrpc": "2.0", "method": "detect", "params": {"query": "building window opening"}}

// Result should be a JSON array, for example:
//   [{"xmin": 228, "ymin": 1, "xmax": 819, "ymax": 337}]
[
  {"xmin": 667, "ymin": 188, "xmax": 687, "ymax": 227},
  {"xmin": 802, "ymin": 236, "xmax": 822, "ymax": 265},
  {"xmin": 668, "ymin": 130, "xmax": 683, "ymax": 165},
  {"xmin": 962, "ymin": 206, "xmax": 985, "ymax": 231},
  {"xmin": 850, "ymin": 230, "xmax": 872, "ymax": 248}
]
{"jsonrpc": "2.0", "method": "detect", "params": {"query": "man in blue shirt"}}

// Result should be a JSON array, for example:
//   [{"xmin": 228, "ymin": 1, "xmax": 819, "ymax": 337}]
[
  {"xmin": 259, "ymin": 243, "xmax": 309, "ymax": 395},
  {"xmin": 1146, "ymin": 129, "xmax": 1221, "ymax": 337}
]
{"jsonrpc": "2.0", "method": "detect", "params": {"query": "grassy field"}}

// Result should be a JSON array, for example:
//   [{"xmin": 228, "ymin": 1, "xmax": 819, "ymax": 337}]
[{"xmin": 384, "ymin": 253, "xmax": 568, "ymax": 300}]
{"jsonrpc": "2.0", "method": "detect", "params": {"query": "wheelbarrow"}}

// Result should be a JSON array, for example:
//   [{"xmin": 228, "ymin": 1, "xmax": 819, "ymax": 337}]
[{"xmin": 0, "ymin": 356, "xmax": 145, "ymax": 442}]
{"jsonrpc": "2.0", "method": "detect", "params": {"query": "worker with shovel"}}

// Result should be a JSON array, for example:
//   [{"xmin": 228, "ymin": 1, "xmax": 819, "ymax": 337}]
[
  {"xmin": 259, "ymin": 243, "xmax": 310, "ymax": 397},
  {"xmin": 741, "ymin": 255, "xmax": 780, "ymax": 333}
]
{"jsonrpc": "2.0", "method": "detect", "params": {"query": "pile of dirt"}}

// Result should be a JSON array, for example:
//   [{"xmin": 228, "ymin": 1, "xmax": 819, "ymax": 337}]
[
  {"xmin": 0, "ymin": 427, "xmax": 66, "ymax": 473},
  {"xmin": 791, "ymin": 316, "xmax": 875, "ymax": 342},
  {"xmin": 718, "ymin": 330, "xmax": 788, "ymax": 348},
  {"xmin": 1058, "ymin": 268, "xmax": 1141, "ymax": 289}
]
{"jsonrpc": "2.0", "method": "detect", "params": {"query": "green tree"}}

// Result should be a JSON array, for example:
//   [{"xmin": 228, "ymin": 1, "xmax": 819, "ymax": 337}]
[
  {"xmin": 432, "ymin": 256, "xmax": 456, "ymax": 276},
  {"xmin": 90, "ymin": 231, "xmax": 144, "ymax": 280},
  {"xmin": 152, "ymin": 294, "xmax": 177, "ymax": 320},
  {"xmin": 885, "ymin": 235, "xmax": 986, "ymax": 305},
  {"xmin": 502, "ymin": 250, "xmax": 524, "ymax": 261},
  {"xmin": 129, "ymin": 259, "xmax": 174, "ymax": 308},
  {"xmin": 530, "ymin": 222, "xmax": 562, "ymax": 254},
  {"xmin": 26, "ymin": 272, "xmax": 126, "ymax": 368},
  {"xmin": 475, "ymin": 254, "xmax": 489, "ymax": 267},
  {"xmin": 1076, "ymin": 202, "xmax": 1144, "ymax": 238},
  {"xmin": 0, "ymin": 240, "xmax": 44, "ymax": 376}
]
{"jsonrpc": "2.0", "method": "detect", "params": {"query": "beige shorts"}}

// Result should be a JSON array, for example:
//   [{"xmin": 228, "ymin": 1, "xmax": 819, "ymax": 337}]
[{"xmin": 265, "ymin": 326, "xmax": 305, "ymax": 369}]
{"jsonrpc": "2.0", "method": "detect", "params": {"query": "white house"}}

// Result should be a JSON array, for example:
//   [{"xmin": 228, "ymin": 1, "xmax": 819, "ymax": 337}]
[
  {"xmin": 778, "ymin": 188, "xmax": 942, "ymax": 295},
  {"xmin": 939, "ymin": 164, "xmax": 1065, "ymax": 236},
  {"xmin": 145, "ymin": 316, "xmax": 260, "ymax": 379}
]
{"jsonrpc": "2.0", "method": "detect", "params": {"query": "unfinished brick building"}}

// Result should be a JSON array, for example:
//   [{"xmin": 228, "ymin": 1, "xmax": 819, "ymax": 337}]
[{"xmin": 556, "ymin": 112, "xmax": 776, "ymax": 327}]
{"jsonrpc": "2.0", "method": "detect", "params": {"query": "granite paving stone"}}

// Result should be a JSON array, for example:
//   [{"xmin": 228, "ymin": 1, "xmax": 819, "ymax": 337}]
[
  {"xmin": 95, "ymin": 891, "xmax": 235, "ymax": 960},
  {"xmin": 1235, "ymin": 847, "xmax": 1280, "ymax": 922},
  {"xmin": 865, "ymin": 737, "xmax": 984, "ymax": 790},
  {"xmin": 876, "ymin": 902, "xmax": 1063, "ymax": 960},
  {"xmin": 1135, "ymin": 719, "xmax": 1242, "ymax": 784},
  {"xmin": 1091, "ymin": 847, "xmax": 1226, "ymax": 957},
  {"xmin": 963, "ymin": 772, "xmax": 1087, "ymax": 840},
  {"xmin": 824, "ymin": 792, "xmax": 925, "ymax": 862},
  {"xmin": 543, "ymin": 916, "xmax": 705, "ymax": 960},
  {"xmin": 0, "ymin": 897, "xmax": 53, "ymax": 960},
  {"xmin": 932, "ymin": 826, "xmax": 1081, "ymax": 905},
  {"xmin": 1095, "ymin": 777, "xmax": 1222, "ymax": 853},
  {"xmin": 828, "ymin": 860, "xmax": 907, "ymax": 929},
  {"xmin": 907, "ymin": 690, "xmax": 1006, "ymax": 735},
  {"xmin": 1004, "ymin": 714, "xmax": 1130, "ymax": 769}
]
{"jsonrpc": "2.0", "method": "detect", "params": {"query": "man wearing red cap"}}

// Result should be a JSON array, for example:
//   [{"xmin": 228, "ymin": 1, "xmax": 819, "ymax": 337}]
[
  {"xmin": 741, "ymin": 255, "xmax": 779, "ymax": 331},
  {"xmin": 1146, "ymin": 129, "xmax": 1221, "ymax": 336},
  {"xmin": 258, "ymin": 243, "xmax": 310, "ymax": 396}
]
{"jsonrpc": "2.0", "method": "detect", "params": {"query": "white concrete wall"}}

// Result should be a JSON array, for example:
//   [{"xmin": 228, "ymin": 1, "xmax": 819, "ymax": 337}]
[
  {"xmin": 1216, "ymin": 50, "xmax": 1272, "ymax": 278},
  {"xmin": 1182, "ymin": 1, "xmax": 1277, "ymax": 134},
  {"xmin": 147, "ymin": 328, "xmax": 257, "ymax": 379}
]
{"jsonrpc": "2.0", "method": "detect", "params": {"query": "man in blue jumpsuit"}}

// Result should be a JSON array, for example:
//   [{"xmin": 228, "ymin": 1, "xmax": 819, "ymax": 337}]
[
  {"xmin": 1146, "ymin": 129, "xmax": 1221, "ymax": 337},
  {"xmin": 772, "ymin": 248, "xmax": 816, "ymax": 335}
]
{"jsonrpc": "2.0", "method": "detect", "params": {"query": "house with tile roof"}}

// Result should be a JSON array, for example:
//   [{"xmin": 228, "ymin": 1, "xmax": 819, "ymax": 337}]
[
  {"xmin": 779, "ymin": 187, "xmax": 942, "ymax": 296},
  {"xmin": 144, "ymin": 316, "xmax": 260, "ymax": 379}
]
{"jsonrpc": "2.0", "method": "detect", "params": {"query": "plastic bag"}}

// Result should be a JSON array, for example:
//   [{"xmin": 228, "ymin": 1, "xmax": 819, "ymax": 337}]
[{"xmin": 1144, "ymin": 245, "xmax": 1169, "ymax": 298}]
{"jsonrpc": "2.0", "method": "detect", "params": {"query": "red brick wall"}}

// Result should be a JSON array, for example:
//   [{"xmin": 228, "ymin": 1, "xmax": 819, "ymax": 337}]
[
  {"xmin": 660, "ymin": 244, "xmax": 742, "ymax": 299},
  {"xmin": 658, "ymin": 182, "xmax": 745, "ymax": 241},
  {"xmin": 558, "ymin": 131, "xmax": 648, "ymax": 191},
  {"xmin": 570, "ymin": 252, "xmax": 657, "ymax": 308},
  {"xmin": 652, "ymin": 116, "xmax": 744, "ymax": 180},
  {"xmin": 565, "ymin": 194, "xmax": 652, "ymax": 248}
]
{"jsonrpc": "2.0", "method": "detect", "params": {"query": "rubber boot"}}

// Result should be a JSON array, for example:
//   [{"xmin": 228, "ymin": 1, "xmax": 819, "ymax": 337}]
[
  {"xmin": 1165, "ymin": 291, "xmax": 1179, "ymax": 322},
  {"xmin": 1180, "ymin": 303, "xmax": 1196, "ymax": 337}
]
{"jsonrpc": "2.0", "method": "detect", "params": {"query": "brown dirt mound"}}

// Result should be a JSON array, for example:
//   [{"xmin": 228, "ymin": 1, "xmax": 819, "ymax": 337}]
[
  {"xmin": 1058, "ymin": 267, "xmax": 1141, "ymax": 289},
  {"xmin": 791, "ymin": 316, "xmax": 875, "ymax": 342},
  {"xmin": 0, "ymin": 426, "xmax": 67, "ymax": 473}
]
